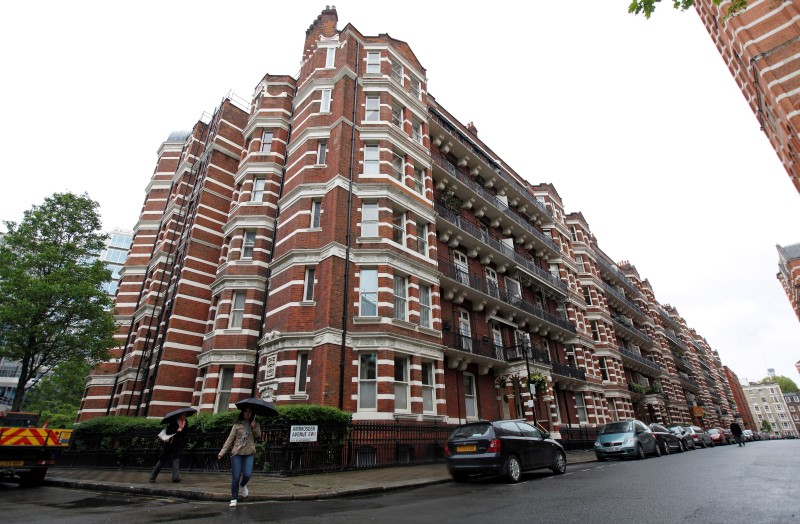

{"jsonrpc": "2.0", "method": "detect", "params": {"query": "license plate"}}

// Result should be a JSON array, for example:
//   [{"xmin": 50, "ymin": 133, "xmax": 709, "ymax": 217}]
[
  {"xmin": 0, "ymin": 461, "xmax": 24, "ymax": 467},
  {"xmin": 609, "ymin": 446, "xmax": 620, "ymax": 452},
  {"xmin": 457, "ymin": 445, "xmax": 477, "ymax": 452}
]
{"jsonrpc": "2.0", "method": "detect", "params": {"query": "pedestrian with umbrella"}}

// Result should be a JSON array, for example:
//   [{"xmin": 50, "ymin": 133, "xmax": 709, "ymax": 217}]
[
  {"xmin": 217, "ymin": 397, "xmax": 276, "ymax": 507},
  {"xmin": 149, "ymin": 406, "xmax": 196, "ymax": 483}
]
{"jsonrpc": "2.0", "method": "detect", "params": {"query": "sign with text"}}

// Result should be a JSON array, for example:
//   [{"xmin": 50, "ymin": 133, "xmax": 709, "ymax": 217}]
[{"xmin": 289, "ymin": 425, "xmax": 318, "ymax": 443}]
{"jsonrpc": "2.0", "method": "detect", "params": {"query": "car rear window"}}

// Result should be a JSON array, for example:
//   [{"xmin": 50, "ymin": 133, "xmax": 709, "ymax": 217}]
[
  {"xmin": 707, "ymin": 429, "xmax": 720, "ymax": 435},
  {"xmin": 601, "ymin": 421, "xmax": 632, "ymax": 434},
  {"xmin": 451, "ymin": 423, "xmax": 492, "ymax": 439}
]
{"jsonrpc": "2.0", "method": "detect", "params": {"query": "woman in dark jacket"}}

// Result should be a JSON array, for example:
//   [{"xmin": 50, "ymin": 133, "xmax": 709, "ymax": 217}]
[{"xmin": 150, "ymin": 412, "xmax": 189, "ymax": 483}]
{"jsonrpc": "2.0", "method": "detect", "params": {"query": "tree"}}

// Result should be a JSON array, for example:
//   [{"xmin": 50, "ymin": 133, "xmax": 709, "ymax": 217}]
[
  {"xmin": 628, "ymin": 0, "xmax": 750, "ymax": 19},
  {"xmin": 0, "ymin": 192, "xmax": 116, "ymax": 411},
  {"xmin": 759, "ymin": 375, "xmax": 799, "ymax": 394},
  {"xmin": 22, "ymin": 358, "xmax": 90, "ymax": 427},
  {"xmin": 760, "ymin": 419, "xmax": 773, "ymax": 433}
]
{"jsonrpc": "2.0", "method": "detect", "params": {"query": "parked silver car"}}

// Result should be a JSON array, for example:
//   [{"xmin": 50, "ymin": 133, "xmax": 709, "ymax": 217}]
[
  {"xmin": 594, "ymin": 419, "xmax": 660, "ymax": 460},
  {"xmin": 683, "ymin": 425, "xmax": 715, "ymax": 448}
]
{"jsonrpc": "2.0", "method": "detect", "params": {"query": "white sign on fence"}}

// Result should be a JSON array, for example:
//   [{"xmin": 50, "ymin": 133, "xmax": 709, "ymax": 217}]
[{"xmin": 289, "ymin": 425, "xmax": 319, "ymax": 443}]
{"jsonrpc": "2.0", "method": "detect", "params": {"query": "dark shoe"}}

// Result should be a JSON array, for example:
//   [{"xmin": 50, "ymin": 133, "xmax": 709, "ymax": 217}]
[{"xmin": 172, "ymin": 478, "xmax": 182, "ymax": 483}]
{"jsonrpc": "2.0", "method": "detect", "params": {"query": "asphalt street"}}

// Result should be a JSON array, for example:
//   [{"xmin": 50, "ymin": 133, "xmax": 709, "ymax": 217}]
[{"xmin": 1, "ymin": 440, "xmax": 796, "ymax": 524}]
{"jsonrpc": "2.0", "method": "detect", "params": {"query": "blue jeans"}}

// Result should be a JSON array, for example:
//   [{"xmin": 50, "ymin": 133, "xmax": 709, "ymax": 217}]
[{"xmin": 230, "ymin": 454, "xmax": 254, "ymax": 499}]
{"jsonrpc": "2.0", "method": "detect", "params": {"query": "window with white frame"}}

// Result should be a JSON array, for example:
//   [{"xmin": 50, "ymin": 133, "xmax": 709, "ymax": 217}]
[
  {"xmin": 394, "ymin": 356, "xmax": 409, "ymax": 411},
  {"xmin": 364, "ymin": 144, "xmax": 380, "ymax": 175},
  {"xmin": 598, "ymin": 356, "xmax": 609, "ymax": 381},
  {"xmin": 571, "ymin": 226, "xmax": 578, "ymax": 241},
  {"xmin": 412, "ymin": 167, "xmax": 424, "ymax": 194},
  {"xmin": 325, "ymin": 46, "xmax": 336, "ymax": 68},
  {"xmin": 464, "ymin": 373, "xmax": 477, "ymax": 418},
  {"xmin": 303, "ymin": 267, "xmax": 316, "ymax": 302},
  {"xmin": 295, "ymin": 352, "xmax": 309, "ymax": 394},
  {"xmin": 419, "ymin": 285, "xmax": 431, "ymax": 328},
  {"xmin": 392, "ymin": 210, "xmax": 406, "ymax": 245},
  {"xmin": 391, "ymin": 61, "xmax": 403, "ymax": 83},
  {"xmin": 608, "ymin": 398, "xmax": 619, "ymax": 422},
  {"xmin": 422, "ymin": 361, "xmax": 435, "ymax": 413},
  {"xmin": 251, "ymin": 178, "xmax": 265, "ymax": 202},
  {"xmin": 311, "ymin": 200, "xmax": 322, "ymax": 228},
  {"xmin": 583, "ymin": 287, "xmax": 593, "ymax": 305},
  {"xmin": 229, "ymin": 291, "xmax": 246, "ymax": 328},
  {"xmin": 260, "ymin": 130, "xmax": 273, "ymax": 153},
  {"xmin": 412, "ymin": 120, "xmax": 423, "ymax": 143},
  {"xmin": 391, "ymin": 151, "xmax": 404, "ymax": 182},
  {"xmin": 317, "ymin": 140, "xmax": 327, "ymax": 165},
  {"xmin": 575, "ymin": 393, "xmax": 588, "ymax": 423},
  {"xmin": 410, "ymin": 77, "xmax": 421, "ymax": 99},
  {"xmin": 359, "ymin": 352, "xmax": 377, "ymax": 409},
  {"xmin": 591, "ymin": 321, "xmax": 601, "ymax": 341},
  {"xmin": 366, "ymin": 95, "xmax": 380, "ymax": 122},
  {"xmin": 320, "ymin": 88, "xmax": 332, "ymax": 112},
  {"xmin": 416, "ymin": 222, "xmax": 428, "ymax": 257},
  {"xmin": 393, "ymin": 275, "xmax": 407, "ymax": 321},
  {"xmin": 361, "ymin": 202, "xmax": 379, "ymax": 237},
  {"xmin": 754, "ymin": 404, "xmax": 760, "ymax": 412},
  {"xmin": 215, "ymin": 367, "xmax": 234, "ymax": 413},
  {"xmin": 242, "ymin": 231, "xmax": 256, "ymax": 259},
  {"xmin": 764, "ymin": 405, "xmax": 771, "ymax": 412},
  {"xmin": 359, "ymin": 268, "xmax": 378, "ymax": 317},
  {"xmin": 366, "ymin": 51, "xmax": 380, "ymax": 74},
  {"xmin": 391, "ymin": 104, "xmax": 403, "ymax": 128}
]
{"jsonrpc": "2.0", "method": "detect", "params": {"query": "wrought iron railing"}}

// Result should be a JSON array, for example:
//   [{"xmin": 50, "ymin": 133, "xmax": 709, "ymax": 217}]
[
  {"xmin": 550, "ymin": 361, "xmax": 586, "ymax": 382},
  {"xmin": 594, "ymin": 257, "xmax": 640, "ymax": 298},
  {"xmin": 558, "ymin": 426, "xmax": 598, "ymax": 451},
  {"xmin": 618, "ymin": 347, "xmax": 663, "ymax": 374},
  {"xmin": 600, "ymin": 281, "xmax": 647, "ymax": 320},
  {"xmin": 611, "ymin": 316, "xmax": 654, "ymax": 347},
  {"xmin": 439, "ymin": 258, "xmax": 576, "ymax": 334},
  {"xmin": 435, "ymin": 202, "xmax": 567, "ymax": 294}
]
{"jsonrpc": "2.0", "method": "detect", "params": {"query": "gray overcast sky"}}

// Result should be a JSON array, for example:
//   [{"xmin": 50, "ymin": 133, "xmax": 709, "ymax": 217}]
[{"xmin": 1, "ymin": 1, "xmax": 798, "ymax": 384}]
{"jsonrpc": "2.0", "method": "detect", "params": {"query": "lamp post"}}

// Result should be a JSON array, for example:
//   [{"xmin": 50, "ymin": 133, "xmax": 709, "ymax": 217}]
[{"xmin": 522, "ymin": 342, "xmax": 537, "ymax": 425}]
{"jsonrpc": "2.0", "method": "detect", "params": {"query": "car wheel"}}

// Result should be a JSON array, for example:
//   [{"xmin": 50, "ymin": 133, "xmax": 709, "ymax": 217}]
[
  {"xmin": 504, "ymin": 455, "xmax": 522, "ymax": 483},
  {"xmin": 636, "ymin": 443, "xmax": 646, "ymax": 460},
  {"xmin": 652, "ymin": 442, "xmax": 662, "ymax": 457},
  {"xmin": 451, "ymin": 472, "xmax": 469, "ymax": 483},
  {"xmin": 551, "ymin": 451, "xmax": 567, "ymax": 474},
  {"xmin": 596, "ymin": 455, "xmax": 607, "ymax": 462}
]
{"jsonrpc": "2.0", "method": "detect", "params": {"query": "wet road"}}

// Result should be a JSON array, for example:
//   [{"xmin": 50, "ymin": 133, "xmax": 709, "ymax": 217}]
[{"xmin": 2, "ymin": 439, "xmax": 797, "ymax": 523}]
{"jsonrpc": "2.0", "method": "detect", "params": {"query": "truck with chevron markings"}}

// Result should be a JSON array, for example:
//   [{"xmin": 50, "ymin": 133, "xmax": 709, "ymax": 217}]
[{"xmin": 0, "ymin": 412, "xmax": 71, "ymax": 486}]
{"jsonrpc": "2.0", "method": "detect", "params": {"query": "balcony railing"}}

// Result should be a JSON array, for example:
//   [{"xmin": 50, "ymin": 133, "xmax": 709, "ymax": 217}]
[
  {"xmin": 611, "ymin": 315, "xmax": 654, "ymax": 347},
  {"xmin": 619, "ymin": 347, "xmax": 664, "ymax": 375},
  {"xmin": 439, "ymin": 258, "xmax": 576, "ymax": 335},
  {"xmin": 428, "ymin": 109, "xmax": 552, "ymax": 221},
  {"xmin": 594, "ymin": 257, "xmax": 640, "ymax": 298},
  {"xmin": 678, "ymin": 375, "xmax": 701, "ymax": 392},
  {"xmin": 551, "ymin": 361, "xmax": 586, "ymax": 382},
  {"xmin": 663, "ymin": 329, "xmax": 688, "ymax": 352},
  {"xmin": 600, "ymin": 281, "xmax": 647, "ymax": 320},
  {"xmin": 431, "ymin": 151, "xmax": 560, "ymax": 256},
  {"xmin": 506, "ymin": 343, "xmax": 551, "ymax": 366},
  {"xmin": 658, "ymin": 309, "xmax": 683, "ymax": 333},
  {"xmin": 435, "ymin": 203, "xmax": 567, "ymax": 295},
  {"xmin": 441, "ymin": 331, "xmax": 504, "ymax": 361},
  {"xmin": 673, "ymin": 355, "xmax": 692, "ymax": 371}
]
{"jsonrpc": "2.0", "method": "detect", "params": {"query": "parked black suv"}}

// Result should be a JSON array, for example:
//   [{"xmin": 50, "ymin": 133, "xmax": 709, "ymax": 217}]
[{"xmin": 445, "ymin": 419, "xmax": 567, "ymax": 483}]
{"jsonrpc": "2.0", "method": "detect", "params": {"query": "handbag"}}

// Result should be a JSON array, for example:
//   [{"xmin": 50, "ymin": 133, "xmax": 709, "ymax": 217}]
[{"xmin": 158, "ymin": 428, "xmax": 175, "ymax": 443}]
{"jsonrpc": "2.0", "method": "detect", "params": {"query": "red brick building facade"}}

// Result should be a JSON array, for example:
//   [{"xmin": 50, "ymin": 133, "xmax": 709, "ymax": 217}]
[
  {"xmin": 695, "ymin": 0, "xmax": 800, "ymax": 193},
  {"xmin": 777, "ymin": 243, "xmax": 800, "ymax": 321},
  {"xmin": 79, "ymin": 8, "xmax": 738, "ymax": 435}
]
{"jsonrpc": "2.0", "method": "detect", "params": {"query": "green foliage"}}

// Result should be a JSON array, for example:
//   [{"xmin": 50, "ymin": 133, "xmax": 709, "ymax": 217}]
[
  {"xmin": 628, "ymin": 0, "xmax": 749, "ymax": 19},
  {"xmin": 631, "ymin": 383, "xmax": 648, "ymax": 395},
  {"xmin": 22, "ymin": 359, "xmax": 91, "ymax": 426},
  {"xmin": 0, "ymin": 192, "xmax": 116, "ymax": 411},
  {"xmin": 528, "ymin": 373, "xmax": 547, "ymax": 393},
  {"xmin": 438, "ymin": 188, "xmax": 463, "ymax": 214},
  {"xmin": 189, "ymin": 410, "xmax": 239, "ymax": 432},
  {"xmin": 761, "ymin": 419, "xmax": 773, "ymax": 433},
  {"xmin": 73, "ymin": 415, "xmax": 161, "ymax": 438},
  {"xmin": 759, "ymin": 376, "xmax": 798, "ymax": 394},
  {"xmin": 272, "ymin": 404, "xmax": 351, "ymax": 424}
]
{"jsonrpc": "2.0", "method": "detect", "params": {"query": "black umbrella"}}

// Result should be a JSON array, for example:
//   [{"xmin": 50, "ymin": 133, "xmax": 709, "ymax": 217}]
[
  {"xmin": 160, "ymin": 406, "xmax": 197, "ymax": 425},
  {"xmin": 235, "ymin": 397, "xmax": 278, "ymax": 418}
]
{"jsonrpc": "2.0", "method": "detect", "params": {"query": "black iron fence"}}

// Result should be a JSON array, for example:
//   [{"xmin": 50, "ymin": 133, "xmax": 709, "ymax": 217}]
[
  {"xmin": 58, "ymin": 420, "xmax": 457, "ymax": 476},
  {"xmin": 558, "ymin": 426, "xmax": 598, "ymax": 451}
]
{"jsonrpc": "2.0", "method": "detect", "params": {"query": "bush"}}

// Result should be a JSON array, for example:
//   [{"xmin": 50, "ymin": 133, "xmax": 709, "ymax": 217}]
[{"xmin": 73, "ymin": 415, "xmax": 161, "ymax": 438}]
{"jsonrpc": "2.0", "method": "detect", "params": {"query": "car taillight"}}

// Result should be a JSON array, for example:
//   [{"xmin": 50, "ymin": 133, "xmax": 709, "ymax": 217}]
[
  {"xmin": 486, "ymin": 439, "xmax": 501, "ymax": 453},
  {"xmin": 445, "ymin": 443, "xmax": 452, "ymax": 457}
]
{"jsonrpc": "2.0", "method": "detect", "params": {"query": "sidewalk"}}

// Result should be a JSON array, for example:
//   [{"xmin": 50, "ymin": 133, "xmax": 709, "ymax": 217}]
[{"xmin": 44, "ymin": 450, "xmax": 597, "ymax": 501}]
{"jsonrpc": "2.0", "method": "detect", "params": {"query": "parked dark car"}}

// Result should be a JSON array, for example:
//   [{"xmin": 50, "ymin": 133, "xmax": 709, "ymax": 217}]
[
  {"xmin": 722, "ymin": 428, "xmax": 736, "ymax": 445},
  {"xmin": 445, "ymin": 420, "xmax": 567, "ymax": 483},
  {"xmin": 666, "ymin": 425, "xmax": 696, "ymax": 451},
  {"xmin": 684, "ymin": 425, "xmax": 715, "ymax": 448},
  {"xmin": 594, "ymin": 419, "xmax": 659, "ymax": 461},
  {"xmin": 649, "ymin": 423, "xmax": 684, "ymax": 454}
]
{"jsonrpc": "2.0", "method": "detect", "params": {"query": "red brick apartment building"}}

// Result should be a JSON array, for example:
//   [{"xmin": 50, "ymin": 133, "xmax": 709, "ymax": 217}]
[
  {"xmin": 79, "ymin": 7, "xmax": 738, "ymax": 435},
  {"xmin": 695, "ymin": 0, "xmax": 800, "ymax": 192},
  {"xmin": 777, "ymin": 243, "xmax": 800, "ymax": 320},
  {"xmin": 722, "ymin": 366, "xmax": 758, "ymax": 430}
]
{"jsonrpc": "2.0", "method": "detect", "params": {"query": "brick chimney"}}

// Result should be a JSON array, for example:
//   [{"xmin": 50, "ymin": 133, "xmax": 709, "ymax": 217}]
[
  {"xmin": 303, "ymin": 6, "xmax": 339, "ymax": 62},
  {"xmin": 466, "ymin": 121, "xmax": 478, "ymax": 136}
]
